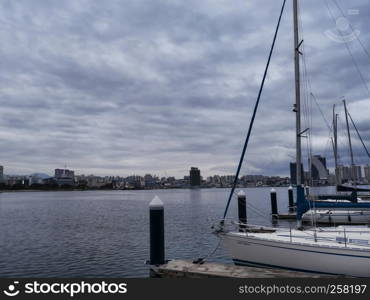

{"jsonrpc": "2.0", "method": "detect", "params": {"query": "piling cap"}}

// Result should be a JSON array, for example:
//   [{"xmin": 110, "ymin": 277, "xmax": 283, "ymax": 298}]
[
  {"xmin": 288, "ymin": 185, "xmax": 293, "ymax": 190},
  {"xmin": 237, "ymin": 190, "xmax": 246, "ymax": 197},
  {"xmin": 150, "ymin": 195, "xmax": 163, "ymax": 209},
  {"xmin": 270, "ymin": 188, "xmax": 276, "ymax": 193}
]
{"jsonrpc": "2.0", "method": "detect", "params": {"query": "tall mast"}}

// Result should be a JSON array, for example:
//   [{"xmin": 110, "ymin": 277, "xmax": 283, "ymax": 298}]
[
  {"xmin": 333, "ymin": 104, "xmax": 338, "ymax": 184},
  {"xmin": 343, "ymin": 99, "xmax": 354, "ymax": 166},
  {"xmin": 333, "ymin": 104, "xmax": 338, "ymax": 168},
  {"xmin": 293, "ymin": 0, "xmax": 308, "ymax": 226},
  {"xmin": 293, "ymin": 0, "xmax": 302, "ymax": 186}
]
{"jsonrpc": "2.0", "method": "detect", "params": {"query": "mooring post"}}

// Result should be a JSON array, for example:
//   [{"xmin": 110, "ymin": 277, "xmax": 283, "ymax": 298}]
[
  {"xmin": 270, "ymin": 188, "xmax": 278, "ymax": 217},
  {"xmin": 149, "ymin": 195, "xmax": 165, "ymax": 265},
  {"xmin": 288, "ymin": 185, "xmax": 294, "ymax": 212},
  {"xmin": 237, "ymin": 190, "xmax": 247, "ymax": 231}
]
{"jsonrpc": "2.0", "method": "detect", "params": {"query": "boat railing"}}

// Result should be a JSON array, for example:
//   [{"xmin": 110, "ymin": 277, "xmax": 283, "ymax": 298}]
[
  {"xmin": 216, "ymin": 219, "xmax": 370, "ymax": 248},
  {"xmin": 292, "ymin": 226, "xmax": 370, "ymax": 248}
]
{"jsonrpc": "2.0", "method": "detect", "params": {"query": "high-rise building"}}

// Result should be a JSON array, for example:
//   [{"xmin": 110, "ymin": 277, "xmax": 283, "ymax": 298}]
[
  {"xmin": 0, "ymin": 165, "xmax": 3, "ymax": 183},
  {"xmin": 289, "ymin": 162, "xmax": 304, "ymax": 185},
  {"xmin": 126, "ymin": 175, "xmax": 144, "ymax": 189},
  {"xmin": 350, "ymin": 165, "xmax": 362, "ymax": 182},
  {"xmin": 190, "ymin": 167, "xmax": 201, "ymax": 187},
  {"xmin": 54, "ymin": 168, "xmax": 75, "ymax": 186},
  {"xmin": 336, "ymin": 165, "xmax": 350, "ymax": 183},
  {"xmin": 310, "ymin": 155, "xmax": 329, "ymax": 184},
  {"xmin": 364, "ymin": 165, "xmax": 370, "ymax": 183},
  {"xmin": 144, "ymin": 174, "xmax": 156, "ymax": 188},
  {"xmin": 336, "ymin": 165, "xmax": 361, "ymax": 183},
  {"xmin": 55, "ymin": 168, "xmax": 75, "ymax": 179}
]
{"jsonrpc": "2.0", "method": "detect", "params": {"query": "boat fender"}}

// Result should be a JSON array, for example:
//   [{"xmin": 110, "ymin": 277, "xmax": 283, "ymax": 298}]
[{"xmin": 192, "ymin": 258, "xmax": 205, "ymax": 265}]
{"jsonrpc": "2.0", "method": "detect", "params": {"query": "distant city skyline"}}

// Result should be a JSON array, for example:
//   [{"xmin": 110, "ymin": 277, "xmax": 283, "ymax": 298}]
[
  {"xmin": 1, "ymin": 165, "xmax": 293, "ymax": 190},
  {"xmin": 3, "ymin": 161, "xmax": 370, "ymax": 191},
  {"xmin": 3, "ymin": 159, "xmax": 370, "ymax": 182},
  {"xmin": 1, "ymin": 164, "xmax": 289, "ymax": 179}
]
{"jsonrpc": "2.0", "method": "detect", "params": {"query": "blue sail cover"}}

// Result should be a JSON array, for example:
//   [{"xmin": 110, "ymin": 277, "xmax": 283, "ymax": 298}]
[
  {"xmin": 296, "ymin": 186, "xmax": 308, "ymax": 221},
  {"xmin": 296, "ymin": 186, "xmax": 370, "ymax": 221}
]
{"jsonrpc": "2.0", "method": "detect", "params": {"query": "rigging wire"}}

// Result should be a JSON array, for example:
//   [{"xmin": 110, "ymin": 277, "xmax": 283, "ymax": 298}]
[
  {"xmin": 298, "ymin": 4, "xmax": 314, "ymax": 189},
  {"xmin": 347, "ymin": 111, "xmax": 370, "ymax": 161},
  {"xmin": 336, "ymin": 113, "xmax": 347, "ymax": 166},
  {"xmin": 222, "ymin": 0, "xmax": 287, "ymax": 220},
  {"xmin": 246, "ymin": 202, "xmax": 272, "ymax": 220},
  {"xmin": 309, "ymin": 92, "xmax": 335, "ymax": 185},
  {"xmin": 310, "ymin": 93, "xmax": 332, "ymax": 133},
  {"xmin": 339, "ymin": 113, "xmax": 354, "ymax": 165}
]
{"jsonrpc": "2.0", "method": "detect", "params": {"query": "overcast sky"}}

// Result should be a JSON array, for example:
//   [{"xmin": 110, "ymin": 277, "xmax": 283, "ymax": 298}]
[{"xmin": 0, "ymin": 0, "xmax": 369, "ymax": 178}]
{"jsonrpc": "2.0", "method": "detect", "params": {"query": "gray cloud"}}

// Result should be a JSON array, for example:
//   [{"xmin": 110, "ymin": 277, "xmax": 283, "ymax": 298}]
[{"xmin": 0, "ymin": 0, "xmax": 369, "ymax": 177}]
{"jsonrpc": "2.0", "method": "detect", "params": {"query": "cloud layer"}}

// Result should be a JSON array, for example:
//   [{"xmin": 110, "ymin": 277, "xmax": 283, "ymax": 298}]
[{"xmin": 0, "ymin": 0, "xmax": 369, "ymax": 177}]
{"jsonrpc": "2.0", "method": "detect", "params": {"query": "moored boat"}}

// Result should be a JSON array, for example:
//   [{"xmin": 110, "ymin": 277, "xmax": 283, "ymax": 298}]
[
  {"xmin": 219, "ymin": 225, "xmax": 370, "ymax": 276},
  {"xmin": 217, "ymin": 0, "xmax": 370, "ymax": 277}
]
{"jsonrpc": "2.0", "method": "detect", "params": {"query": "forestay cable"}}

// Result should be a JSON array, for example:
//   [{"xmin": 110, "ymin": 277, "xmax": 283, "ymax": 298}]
[{"xmin": 222, "ymin": 0, "xmax": 287, "ymax": 220}]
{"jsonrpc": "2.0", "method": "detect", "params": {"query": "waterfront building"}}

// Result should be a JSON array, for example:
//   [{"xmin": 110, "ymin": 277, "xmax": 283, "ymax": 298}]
[
  {"xmin": 190, "ymin": 167, "xmax": 201, "ymax": 187},
  {"xmin": 55, "ymin": 168, "xmax": 75, "ymax": 179},
  {"xmin": 328, "ymin": 173, "xmax": 337, "ymax": 185},
  {"xmin": 221, "ymin": 175, "xmax": 236, "ymax": 185},
  {"xmin": 350, "ymin": 165, "xmax": 362, "ymax": 182},
  {"xmin": 29, "ymin": 174, "xmax": 47, "ymax": 185},
  {"xmin": 167, "ymin": 177, "xmax": 176, "ymax": 184},
  {"xmin": 126, "ymin": 175, "xmax": 144, "ymax": 189},
  {"xmin": 364, "ymin": 165, "xmax": 370, "ymax": 183},
  {"xmin": 5, "ymin": 175, "xmax": 28, "ymax": 187},
  {"xmin": 54, "ymin": 168, "xmax": 75, "ymax": 186},
  {"xmin": 336, "ymin": 165, "xmax": 350, "ymax": 183},
  {"xmin": 87, "ymin": 175, "xmax": 105, "ymax": 188},
  {"xmin": 0, "ymin": 165, "xmax": 3, "ymax": 183},
  {"xmin": 310, "ymin": 155, "xmax": 329, "ymax": 185},
  {"xmin": 144, "ymin": 174, "xmax": 156, "ymax": 188}
]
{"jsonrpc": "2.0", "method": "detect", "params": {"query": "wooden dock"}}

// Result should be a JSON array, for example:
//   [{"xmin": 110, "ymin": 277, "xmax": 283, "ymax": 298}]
[{"xmin": 150, "ymin": 260, "xmax": 338, "ymax": 278}]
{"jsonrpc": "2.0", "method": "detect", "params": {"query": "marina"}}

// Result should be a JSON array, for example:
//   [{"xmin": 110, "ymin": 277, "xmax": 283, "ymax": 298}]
[
  {"xmin": 1, "ymin": 0, "xmax": 370, "ymax": 284},
  {"xmin": 209, "ymin": 0, "xmax": 370, "ymax": 277}
]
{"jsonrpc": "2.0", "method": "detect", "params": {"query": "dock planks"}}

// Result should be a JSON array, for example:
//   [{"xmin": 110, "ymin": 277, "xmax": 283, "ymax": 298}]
[{"xmin": 151, "ymin": 259, "xmax": 339, "ymax": 278}]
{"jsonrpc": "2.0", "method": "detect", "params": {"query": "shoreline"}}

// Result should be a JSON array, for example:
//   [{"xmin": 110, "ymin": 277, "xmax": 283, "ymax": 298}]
[{"xmin": 0, "ymin": 185, "xmax": 336, "ymax": 193}]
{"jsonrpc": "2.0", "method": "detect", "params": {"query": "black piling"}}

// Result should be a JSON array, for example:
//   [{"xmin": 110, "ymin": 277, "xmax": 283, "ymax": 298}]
[
  {"xmin": 149, "ymin": 195, "xmax": 165, "ymax": 265},
  {"xmin": 288, "ymin": 186, "xmax": 294, "ymax": 212},
  {"xmin": 237, "ymin": 190, "xmax": 247, "ymax": 231},
  {"xmin": 270, "ymin": 188, "xmax": 278, "ymax": 216}
]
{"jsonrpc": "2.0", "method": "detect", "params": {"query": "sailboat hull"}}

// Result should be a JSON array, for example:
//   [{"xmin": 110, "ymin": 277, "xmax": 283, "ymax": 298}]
[{"xmin": 220, "ymin": 232, "xmax": 370, "ymax": 276}]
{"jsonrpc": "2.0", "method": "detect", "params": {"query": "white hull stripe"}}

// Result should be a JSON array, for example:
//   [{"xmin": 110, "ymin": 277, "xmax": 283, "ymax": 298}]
[{"xmin": 233, "ymin": 259, "xmax": 344, "ymax": 275}]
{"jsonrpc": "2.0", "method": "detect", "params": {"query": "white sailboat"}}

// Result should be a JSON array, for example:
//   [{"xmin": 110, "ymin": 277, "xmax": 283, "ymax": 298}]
[
  {"xmin": 217, "ymin": 0, "xmax": 370, "ymax": 277},
  {"xmin": 219, "ymin": 225, "xmax": 370, "ymax": 276}
]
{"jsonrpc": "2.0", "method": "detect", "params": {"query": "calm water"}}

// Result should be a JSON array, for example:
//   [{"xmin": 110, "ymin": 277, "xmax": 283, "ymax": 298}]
[{"xmin": 0, "ymin": 187, "xmax": 333, "ymax": 277}]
